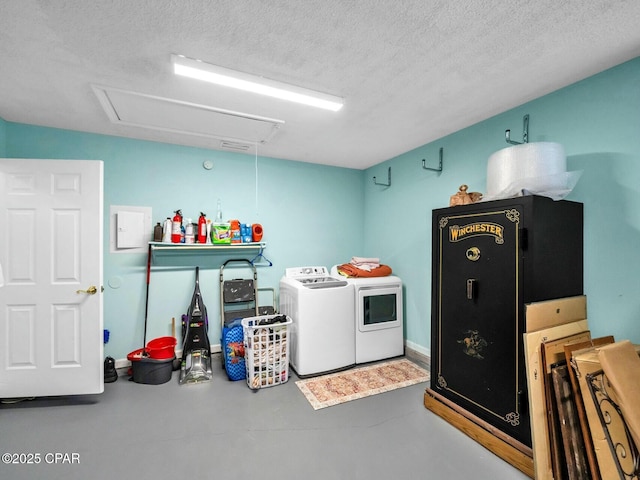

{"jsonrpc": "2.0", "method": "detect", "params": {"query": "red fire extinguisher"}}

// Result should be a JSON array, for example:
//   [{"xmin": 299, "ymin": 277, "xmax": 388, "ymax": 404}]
[
  {"xmin": 171, "ymin": 210, "xmax": 183, "ymax": 243},
  {"xmin": 197, "ymin": 212, "xmax": 207, "ymax": 243}
]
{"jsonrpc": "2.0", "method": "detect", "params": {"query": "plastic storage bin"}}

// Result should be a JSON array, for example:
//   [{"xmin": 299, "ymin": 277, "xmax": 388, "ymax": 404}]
[{"xmin": 242, "ymin": 314, "xmax": 292, "ymax": 389}]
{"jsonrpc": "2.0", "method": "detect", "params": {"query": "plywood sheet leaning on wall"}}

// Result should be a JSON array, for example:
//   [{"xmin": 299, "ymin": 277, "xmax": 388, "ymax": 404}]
[{"xmin": 525, "ymin": 295, "xmax": 588, "ymax": 333}]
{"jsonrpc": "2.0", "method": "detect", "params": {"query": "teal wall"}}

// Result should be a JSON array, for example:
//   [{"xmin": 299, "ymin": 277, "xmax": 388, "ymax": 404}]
[
  {"xmin": 0, "ymin": 117, "xmax": 6, "ymax": 156},
  {"xmin": 4, "ymin": 56, "xmax": 640, "ymax": 360},
  {"xmin": 4, "ymin": 126, "xmax": 364, "ymax": 359},
  {"xmin": 364, "ymin": 57, "xmax": 640, "ymax": 354}
]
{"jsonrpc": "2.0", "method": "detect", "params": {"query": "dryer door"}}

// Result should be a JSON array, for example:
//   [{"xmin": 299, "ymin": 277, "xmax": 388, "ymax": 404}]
[{"xmin": 356, "ymin": 285, "xmax": 402, "ymax": 332}]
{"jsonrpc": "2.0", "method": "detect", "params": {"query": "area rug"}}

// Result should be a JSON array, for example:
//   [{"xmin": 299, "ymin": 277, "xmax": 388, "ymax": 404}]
[{"xmin": 295, "ymin": 358, "xmax": 430, "ymax": 410}]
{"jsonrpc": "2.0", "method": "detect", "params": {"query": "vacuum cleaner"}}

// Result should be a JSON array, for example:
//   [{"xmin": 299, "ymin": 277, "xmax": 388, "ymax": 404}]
[{"xmin": 179, "ymin": 267, "xmax": 213, "ymax": 385}]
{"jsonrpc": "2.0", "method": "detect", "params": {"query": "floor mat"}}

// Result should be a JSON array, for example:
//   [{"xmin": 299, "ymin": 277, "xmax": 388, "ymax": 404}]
[{"xmin": 295, "ymin": 358, "xmax": 430, "ymax": 410}]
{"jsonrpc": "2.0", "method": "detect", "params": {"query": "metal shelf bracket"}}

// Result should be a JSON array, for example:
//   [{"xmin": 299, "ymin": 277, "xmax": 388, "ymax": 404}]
[
  {"xmin": 422, "ymin": 147, "xmax": 444, "ymax": 172},
  {"xmin": 505, "ymin": 114, "xmax": 529, "ymax": 145},
  {"xmin": 373, "ymin": 167, "xmax": 391, "ymax": 187}
]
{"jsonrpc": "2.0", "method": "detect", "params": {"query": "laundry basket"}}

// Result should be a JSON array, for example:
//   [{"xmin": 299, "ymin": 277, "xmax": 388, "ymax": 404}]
[{"xmin": 242, "ymin": 314, "xmax": 292, "ymax": 390}]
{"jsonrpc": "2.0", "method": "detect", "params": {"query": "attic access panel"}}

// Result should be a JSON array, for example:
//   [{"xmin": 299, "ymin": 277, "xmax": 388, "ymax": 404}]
[{"xmin": 92, "ymin": 85, "xmax": 284, "ymax": 145}]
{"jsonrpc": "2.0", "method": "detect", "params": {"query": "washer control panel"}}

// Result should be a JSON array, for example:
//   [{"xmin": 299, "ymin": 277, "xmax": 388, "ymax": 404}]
[{"xmin": 285, "ymin": 266, "xmax": 330, "ymax": 278}]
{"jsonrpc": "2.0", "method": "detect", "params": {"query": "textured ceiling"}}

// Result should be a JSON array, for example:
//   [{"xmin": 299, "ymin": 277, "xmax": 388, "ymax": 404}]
[{"xmin": 1, "ymin": 0, "xmax": 640, "ymax": 169}]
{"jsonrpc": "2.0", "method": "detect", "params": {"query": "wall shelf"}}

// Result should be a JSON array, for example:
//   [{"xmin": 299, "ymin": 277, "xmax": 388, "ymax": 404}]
[{"xmin": 149, "ymin": 241, "xmax": 266, "ymax": 259}]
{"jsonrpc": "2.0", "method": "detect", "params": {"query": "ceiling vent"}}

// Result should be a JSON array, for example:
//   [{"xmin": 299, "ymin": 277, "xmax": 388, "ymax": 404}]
[
  {"xmin": 92, "ymin": 85, "xmax": 284, "ymax": 144},
  {"xmin": 220, "ymin": 140, "xmax": 252, "ymax": 151}
]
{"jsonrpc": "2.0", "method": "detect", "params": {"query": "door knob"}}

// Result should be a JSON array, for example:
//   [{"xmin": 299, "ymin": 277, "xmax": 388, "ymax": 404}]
[{"xmin": 76, "ymin": 285, "xmax": 98, "ymax": 295}]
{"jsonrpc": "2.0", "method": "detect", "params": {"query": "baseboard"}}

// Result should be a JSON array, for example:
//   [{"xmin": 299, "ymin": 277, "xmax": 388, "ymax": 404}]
[
  {"xmin": 404, "ymin": 341, "xmax": 430, "ymax": 369},
  {"xmin": 114, "ymin": 341, "xmax": 430, "ymax": 376},
  {"xmin": 404, "ymin": 339, "xmax": 429, "ymax": 358}
]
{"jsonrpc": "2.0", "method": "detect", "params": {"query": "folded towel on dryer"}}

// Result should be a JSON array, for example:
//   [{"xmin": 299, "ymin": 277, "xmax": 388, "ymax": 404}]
[
  {"xmin": 337, "ymin": 263, "xmax": 392, "ymax": 278},
  {"xmin": 350, "ymin": 256, "xmax": 380, "ymax": 271}
]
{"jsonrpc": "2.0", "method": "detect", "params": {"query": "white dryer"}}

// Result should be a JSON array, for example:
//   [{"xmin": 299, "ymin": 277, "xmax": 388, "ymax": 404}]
[
  {"xmin": 331, "ymin": 266, "xmax": 404, "ymax": 364},
  {"xmin": 279, "ymin": 266, "xmax": 355, "ymax": 377}
]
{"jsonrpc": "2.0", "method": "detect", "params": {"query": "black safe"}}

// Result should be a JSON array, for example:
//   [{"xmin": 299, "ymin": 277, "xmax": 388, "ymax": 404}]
[{"xmin": 431, "ymin": 195, "xmax": 583, "ymax": 448}]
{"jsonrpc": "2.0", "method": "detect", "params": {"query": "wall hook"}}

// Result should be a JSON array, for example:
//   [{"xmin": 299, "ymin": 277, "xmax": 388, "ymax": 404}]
[
  {"xmin": 373, "ymin": 167, "xmax": 391, "ymax": 187},
  {"xmin": 422, "ymin": 147, "xmax": 444, "ymax": 172},
  {"xmin": 505, "ymin": 114, "xmax": 529, "ymax": 145}
]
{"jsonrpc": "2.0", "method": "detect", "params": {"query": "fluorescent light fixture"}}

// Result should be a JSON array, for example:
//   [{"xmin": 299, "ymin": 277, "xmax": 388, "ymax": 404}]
[{"xmin": 172, "ymin": 54, "xmax": 343, "ymax": 112}]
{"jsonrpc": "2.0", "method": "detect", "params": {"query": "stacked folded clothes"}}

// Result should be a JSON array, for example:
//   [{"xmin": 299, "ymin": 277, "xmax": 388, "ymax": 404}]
[
  {"xmin": 336, "ymin": 257, "xmax": 393, "ymax": 278},
  {"xmin": 349, "ymin": 256, "xmax": 380, "ymax": 271}
]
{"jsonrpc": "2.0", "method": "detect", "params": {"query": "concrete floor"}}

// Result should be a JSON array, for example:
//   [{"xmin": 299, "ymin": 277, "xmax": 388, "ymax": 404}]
[{"xmin": 1, "ymin": 356, "xmax": 528, "ymax": 480}]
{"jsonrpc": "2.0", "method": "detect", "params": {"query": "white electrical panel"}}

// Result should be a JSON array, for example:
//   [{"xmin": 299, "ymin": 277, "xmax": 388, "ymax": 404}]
[{"xmin": 110, "ymin": 205, "xmax": 152, "ymax": 253}]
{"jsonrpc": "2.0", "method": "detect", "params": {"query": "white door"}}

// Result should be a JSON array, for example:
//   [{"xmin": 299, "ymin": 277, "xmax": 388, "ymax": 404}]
[{"xmin": 0, "ymin": 159, "xmax": 103, "ymax": 398}]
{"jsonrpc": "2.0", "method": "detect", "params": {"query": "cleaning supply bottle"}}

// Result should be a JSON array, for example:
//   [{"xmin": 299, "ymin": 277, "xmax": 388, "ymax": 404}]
[
  {"xmin": 230, "ymin": 219, "xmax": 241, "ymax": 243},
  {"xmin": 241, "ymin": 223, "xmax": 252, "ymax": 243},
  {"xmin": 171, "ymin": 210, "xmax": 183, "ymax": 243},
  {"xmin": 162, "ymin": 217, "xmax": 172, "ymax": 242},
  {"xmin": 206, "ymin": 219, "xmax": 212, "ymax": 244},
  {"xmin": 153, "ymin": 222, "xmax": 163, "ymax": 242},
  {"xmin": 185, "ymin": 218, "xmax": 195, "ymax": 244}
]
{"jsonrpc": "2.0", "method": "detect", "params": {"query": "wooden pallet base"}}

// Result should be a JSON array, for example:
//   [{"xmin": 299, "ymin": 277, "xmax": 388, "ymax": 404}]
[{"xmin": 424, "ymin": 388, "xmax": 534, "ymax": 478}]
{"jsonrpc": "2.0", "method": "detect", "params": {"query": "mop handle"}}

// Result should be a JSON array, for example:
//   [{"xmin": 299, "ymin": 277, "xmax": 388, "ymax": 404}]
[{"xmin": 142, "ymin": 243, "xmax": 152, "ymax": 354}]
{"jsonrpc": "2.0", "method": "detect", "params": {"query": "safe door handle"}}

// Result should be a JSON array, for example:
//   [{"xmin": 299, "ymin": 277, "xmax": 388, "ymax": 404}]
[{"xmin": 466, "ymin": 279, "xmax": 476, "ymax": 300}]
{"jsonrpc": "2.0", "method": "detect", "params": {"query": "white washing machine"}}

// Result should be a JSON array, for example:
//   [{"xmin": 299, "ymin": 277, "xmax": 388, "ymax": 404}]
[
  {"xmin": 279, "ymin": 266, "xmax": 355, "ymax": 377},
  {"xmin": 331, "ymin": 266, "xmax": 404, "ymax": 364}
]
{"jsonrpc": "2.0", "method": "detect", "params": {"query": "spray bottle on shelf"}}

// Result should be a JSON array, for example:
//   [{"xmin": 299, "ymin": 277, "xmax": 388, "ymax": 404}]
[
  {"xmin": 185, "ymin": 218, "xmax": 195, "ymax": 244},
  {"xmin": 216, "ymin": 199, "xmax": 223, "ymax": 222},
  {"xmin": 206, "ymin": 219, "xmax": 212, "ymax": 244},
  {"xmin": 197, "ymin": 212, "xmax": 207, "ymax": 243},
  {"xmin": 171, "ymin": 210, "xmax": 183, "ymax": 243}
]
